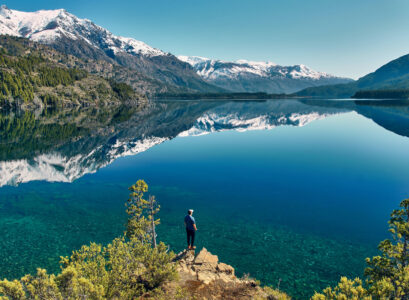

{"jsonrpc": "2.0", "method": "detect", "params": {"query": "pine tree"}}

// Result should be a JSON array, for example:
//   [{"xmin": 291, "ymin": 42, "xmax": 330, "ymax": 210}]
[
  {"xmin": 148, "ymin": 195, "xmax": 160, "ymax": 248},
  {"xmin": 126, "ymin": 179, "xmax": 150, "ymax": 241},
  {"xmin": 365, "ymin": 198, "xmax": 409, "ymax": 298},
  {"xmin": 0, "ymin": 179, "xmax": 176, "ymax": 299},
  {"xmin": 313, "ymin": 199, "xmax": 409, "ymax": 299}
]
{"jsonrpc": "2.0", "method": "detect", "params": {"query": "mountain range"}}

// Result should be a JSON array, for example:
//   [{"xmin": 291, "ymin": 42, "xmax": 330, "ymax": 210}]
[
  {"xmin": 0, "ymin": 5, "xmax": 351, "ymax": 96},
  {"xmin": 296, "ymin": 53, "xmax": 409, "ymax": 98},
  {"xmin": 0, "ymin": 5, "xmax": 221, "ymax": 95},
  {"xmin": 178, "ymin": 56, "xmax": 352, "ymax": 94},
  {"xmin": 2, "ymin": 5, "xmax": 409, "ymax": 99}
]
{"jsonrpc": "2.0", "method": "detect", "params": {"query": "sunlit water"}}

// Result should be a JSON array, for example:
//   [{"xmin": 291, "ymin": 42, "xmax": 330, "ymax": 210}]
[{"xmin": 1, "ymin": 99, "xmax": 409, "ymax": 298}]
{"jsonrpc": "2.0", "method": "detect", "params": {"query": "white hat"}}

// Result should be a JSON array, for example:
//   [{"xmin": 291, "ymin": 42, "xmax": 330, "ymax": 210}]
[{"xmin": 188, "ymin": 209, "xmax": 194, "ymax": 213}]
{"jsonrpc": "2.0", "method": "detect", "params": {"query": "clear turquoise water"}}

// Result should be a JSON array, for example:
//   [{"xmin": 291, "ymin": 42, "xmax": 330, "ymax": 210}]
[{"xmin": 1, "ymin": 100, "xmax": 409, "ymax": 299}]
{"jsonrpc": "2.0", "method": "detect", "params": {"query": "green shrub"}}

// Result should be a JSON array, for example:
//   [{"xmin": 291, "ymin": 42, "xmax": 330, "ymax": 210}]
[
  {"xmin": 0, "ymin": 180, "xmax": 177, "ymax": 299},
  {"xmin": 109, "ymin": 78, "xmax": 134, "ymax": 100},
  {"xmin": 313, "ymin": 199, "xmax": 409, "ymax": 299}
]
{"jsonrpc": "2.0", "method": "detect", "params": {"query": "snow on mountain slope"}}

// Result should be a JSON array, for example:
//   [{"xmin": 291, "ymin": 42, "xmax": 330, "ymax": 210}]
[
  {"xmin": 0, "ymin": 5, "xmax": 350, "ymax": 94},
  {"xmin": 178, "ymin": 56, "xmax": 332, "ymax": 80},
  {"xmin": 0, "ymin": 108, "xmax": 333, "ymax": 187},
  {"xmin": 178, "ymin": 55, "xmax": 353, "ymax": 94},
  {"xmin": 0, "ymin": 136, "xmax": 167, "ymax": 187},
  {"xmin": 177, "ymin": 111, "xmax": 331, "ymax": 137},
  {"xmin": 0, "ymin": 5, "xmax": 225, "ymax": 94},
  {"xmin": 0, "ymin": 99, "xmax": 349, "ymax": 187},
  {"xmin": 0, "ymin": 5, "xmax": 165, "ymax": 56}
]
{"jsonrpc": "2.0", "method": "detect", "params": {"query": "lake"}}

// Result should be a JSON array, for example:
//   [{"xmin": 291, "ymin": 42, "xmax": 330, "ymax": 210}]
[{"xmin": 1, "ymin": 99, "xmax": 409, "ymax": 299}]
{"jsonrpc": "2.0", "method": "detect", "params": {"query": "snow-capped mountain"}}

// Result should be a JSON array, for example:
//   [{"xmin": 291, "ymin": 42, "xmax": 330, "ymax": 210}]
[
  {"xmin": 0, "ymin": 5, "xmax": 220, "ymax": 93},
  {"xmin": 178, "ymin": 56, "xmax": 353, "ymax": 94},
  {"xmin": 0, "ymin": 5, "xmax": 164, "ymax": 56},
  {"xmin": 0, "ymin": 5, "xmax": 352, "ymax": 95}
]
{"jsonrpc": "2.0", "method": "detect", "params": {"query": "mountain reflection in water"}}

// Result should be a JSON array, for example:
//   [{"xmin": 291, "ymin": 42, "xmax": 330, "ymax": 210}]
[{"xmin": 1, "ymin": 99, "xmax": 409, "ymax": 187}]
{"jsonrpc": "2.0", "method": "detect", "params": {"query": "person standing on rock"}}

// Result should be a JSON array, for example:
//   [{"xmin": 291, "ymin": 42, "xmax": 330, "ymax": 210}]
[{"xmin": 184, "ymin": 209, "xmax": 197, "ymax": 250}]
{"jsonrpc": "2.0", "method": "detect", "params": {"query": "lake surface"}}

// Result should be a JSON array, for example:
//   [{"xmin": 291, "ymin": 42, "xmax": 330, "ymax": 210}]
[{"xmin": 1, "ymin": 99, "xmax": 409, "ymax": 298}]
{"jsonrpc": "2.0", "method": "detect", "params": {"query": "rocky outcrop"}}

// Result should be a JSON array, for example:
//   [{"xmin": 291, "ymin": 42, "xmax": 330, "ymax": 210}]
[
  {"xmin": 175, "ymin": 248, "xmax": 236, "ymax": 285},
  {"xmin": 172, "ymin": 248, "xmax": 289, "ymax": 300}
]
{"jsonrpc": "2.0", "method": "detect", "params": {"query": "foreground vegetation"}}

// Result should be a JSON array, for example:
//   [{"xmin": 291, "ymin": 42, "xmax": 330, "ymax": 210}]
[
  {"xmin": 1, "ymin": 179, "xmax": 408, "ymax": 299},
  {"xmin": 313, "ymin": 198, "xmax": 409, "ymax": 299},
  {"xmin": 0, "ymin": 180, "xmax": 176, "ymax": 299},
  {"xmin": 0, "ymin": 180, "xmax": 285, "ymax": 299}
]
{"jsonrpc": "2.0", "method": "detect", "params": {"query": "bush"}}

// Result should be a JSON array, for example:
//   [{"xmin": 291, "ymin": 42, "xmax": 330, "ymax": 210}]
[
  {"xmin": 109, "ymin": 79, "xmax": 134, "ymax": 100},
  {"xmin": 313, "ymin": 199, "xmax": 409, "ymax": 299},
  {"xmin": 0, "ymin": 180, "xmax": 177, "ymax": 299}
]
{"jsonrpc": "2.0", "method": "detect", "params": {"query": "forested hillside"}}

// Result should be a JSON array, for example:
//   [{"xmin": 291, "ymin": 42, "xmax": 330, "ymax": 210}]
[
  {"xmin": 295, "ymin": 52, "xmax": 409, "ymax": 98},
  {"xmin": 0, "ymin": 36, "xmax": 144, "ymax": 108}
]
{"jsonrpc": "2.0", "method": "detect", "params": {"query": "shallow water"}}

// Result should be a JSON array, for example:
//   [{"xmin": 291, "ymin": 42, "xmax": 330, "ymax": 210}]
[{"xmin": 1, "ymin": 99, "xmax": 409, "ymax": 298}]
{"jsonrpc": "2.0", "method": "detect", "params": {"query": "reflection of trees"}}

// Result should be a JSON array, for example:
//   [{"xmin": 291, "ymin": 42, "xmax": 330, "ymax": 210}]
[
  {"xmin": 1, "ymin": 99, "xmax": 409, "ymax": 186},
  {"xmin": 0, "ymin": 106, "xmax": 138, "ymax": 161}
]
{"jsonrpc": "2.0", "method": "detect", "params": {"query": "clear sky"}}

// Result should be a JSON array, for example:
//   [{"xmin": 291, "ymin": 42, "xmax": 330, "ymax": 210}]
[{"xmin": 7, "ymin": 0, "xmax": 409, "ymax": 79}]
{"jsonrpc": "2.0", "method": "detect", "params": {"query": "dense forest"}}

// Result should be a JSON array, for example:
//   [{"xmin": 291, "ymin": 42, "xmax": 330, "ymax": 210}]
[
  {"xmin": 0, "ymin": 36, "xmax": 143, "ymax": 108},
  {"xmin": 0, "ymin": 105, "xmax": 139, "ymax": 161}
]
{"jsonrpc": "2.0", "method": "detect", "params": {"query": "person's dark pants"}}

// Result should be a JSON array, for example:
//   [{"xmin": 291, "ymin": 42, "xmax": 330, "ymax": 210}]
[{"xmin": 186, "ymin": 228, "xmax": 195, "ymax": 247}]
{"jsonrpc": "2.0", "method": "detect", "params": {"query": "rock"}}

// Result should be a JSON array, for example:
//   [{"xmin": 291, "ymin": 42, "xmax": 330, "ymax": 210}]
[
  {"xmin": 174, "ymin": 249, "xmax": 195, "ymax": 264},
  {"xmin": 197, "ymin": 270, "xmax": 218, "ymax": 284},
  {"xmin": 217, "ymin": 262, "xmax": 235, "ymax": 276},
  {"xmin": 192, "ymin": 262, "xmax": 217, "ymax": 273},
  {"xmin": 177, "ymin": 263, "xmax": 196, "ymax": 281},
  {"xmin": 173, "ymin": 247, "xmax": 277, "ymax": 299},
  {"xmin": 218, "ymin": 272, "xmax": 236, "ymax": 283},
  {"xmin": 184, "ymin": 250, "xmax": 195, "ymax": 264},
  {"xmin": 177, "ymin": 247, "xmax": 237, "ymax": 285},
  {"xmin": 194, "ymin": 248, "xmax": 219, "ymax": 265}
]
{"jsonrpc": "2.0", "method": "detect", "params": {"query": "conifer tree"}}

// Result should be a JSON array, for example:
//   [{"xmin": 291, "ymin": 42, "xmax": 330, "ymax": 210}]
[
  {"xmin": 313, "ymin": 198, "xmax": 409, "ymax": 299},
  {"xmin": 126, "ymin": 179, "xmax": 150, "ymax": 241},
  {"xmin": 148, "ymin": 195, "xmax": 160, "ymax": 248},
  {"xmin": 365, "ymin": 198, "xmax": 409, "ymax": 298},
  {"xmin": 0, "ymin": 179, "xmax": 176, "ymax": 299}
]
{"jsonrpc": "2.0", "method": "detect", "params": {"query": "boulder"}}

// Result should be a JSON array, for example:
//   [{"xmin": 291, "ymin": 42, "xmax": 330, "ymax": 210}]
[
  {"xmin": 217, "ymin": 272, "xmax": 236, "ymax": 283},
  {"xmin": 192, "ymin": 262, "xmax": 217, "ymax": 273},
  {"xmin": 197, "ymin": 271, "xmax": 218, "ymax": 284},
  {"xmin": 174, "ymin": 249, "xmax": 195, "ymax": 264},
  {"xmin": 194, "ymin": 248, "xmax": 219, "ymax": 265},
  {"xmin": 217, "ymin": 262, "xmax": 235, "ymax": 276},
  {"xmin": 176, "ymin": 247, "xmax": 237, "ymax": 285}
]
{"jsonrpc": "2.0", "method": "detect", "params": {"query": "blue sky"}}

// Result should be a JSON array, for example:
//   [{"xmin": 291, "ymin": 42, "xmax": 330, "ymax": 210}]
[{"xmin": 7, "ymin": 0, "xmax": 409, "ymax": 79}]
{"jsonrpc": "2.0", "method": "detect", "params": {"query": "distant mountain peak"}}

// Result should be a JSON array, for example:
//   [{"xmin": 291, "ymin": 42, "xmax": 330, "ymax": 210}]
[
  {"xmin": 0, "ymin": 6, "xmax": 224, "ymax": 94},
  {"xmin": 178, "ymin": 55, "xmax": 336, "ymax": 80},
  {"xmin": 177, "ymin": 55, "xmax": 352, "ymax": 93},
  {"xmin": 0, "ymin": 4, "xmax": 8, "ymax": 12},
  {"xmin": 235, "ymin": 59, "xmax": 277, "ymax": 67},
  {"xmin": 0, "ymin": 6, "xmax": 166, "ymax": 57}
]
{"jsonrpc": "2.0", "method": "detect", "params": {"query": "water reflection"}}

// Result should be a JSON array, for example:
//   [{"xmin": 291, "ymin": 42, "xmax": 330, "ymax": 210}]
[{"xmin": 1, "ymin": 99, "xmax": 409, "ymax": 187}]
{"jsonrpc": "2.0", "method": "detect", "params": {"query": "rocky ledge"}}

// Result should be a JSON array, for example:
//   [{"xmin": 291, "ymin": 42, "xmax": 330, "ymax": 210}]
[{"xmin": 171, "ymin": 248, "xmax": 289, "ymax": 300}]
